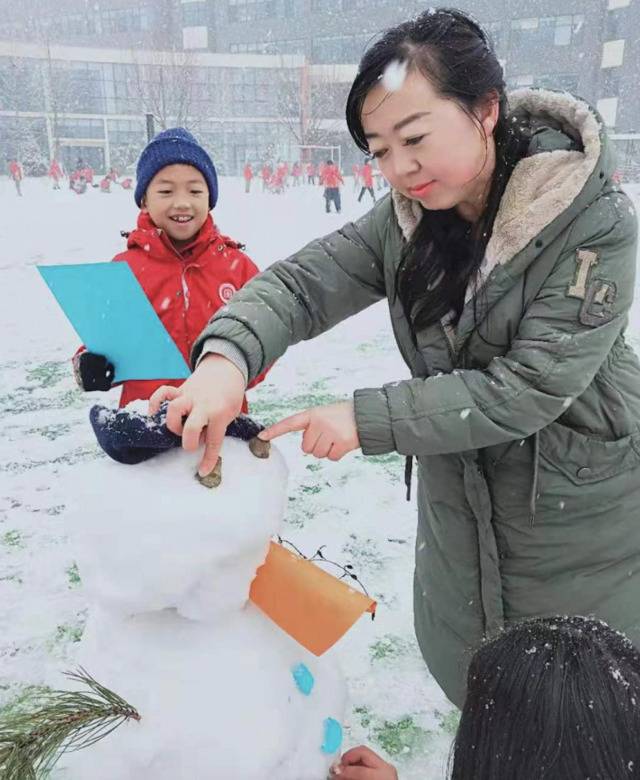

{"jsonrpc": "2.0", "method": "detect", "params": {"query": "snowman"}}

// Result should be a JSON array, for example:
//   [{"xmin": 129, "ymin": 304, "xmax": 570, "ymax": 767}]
[{"xmin": 60, "ymin": 403, "xmax": 348, "ymax": 780}]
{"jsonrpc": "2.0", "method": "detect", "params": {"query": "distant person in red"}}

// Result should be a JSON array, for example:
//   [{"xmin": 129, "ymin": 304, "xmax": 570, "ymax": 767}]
[
  {"xmin": 99, "ymin": 176, "xmax": 112, "ymax": 193},
  {"xmin": 277, "ymin": 160, "xmax": 289, "ymax": 188},
  {"xmin": 81, "ymin": 165, "xmax": 94, "ymax": 185},
  {"xmin": 70, "ymin": 174, "xmax": 88, "ymax": 195},
  {"xmin": 271, "ymin": 165, "xmax": 286, "ymax": 194},
  {"xmin": 352, "ymin": 161, "xmax": 361, "ymax": 192},
  {"xmin": 120, "ymin": 177, "xmax": 133, "ymax": 190},
  {"xmin": 69, "ymin": 166, "xmax": 86, "ymax": 194},
  {"xmin": 357, "ymin": 158, "xmax": 376, "ymax": 204},
  {"xmin": 243, "ymin": 162, "xmax": 253, "ymax": 193},
  {"xmin": 72, "ymin": 127, "xmax": 268, "ymax": 410},
  {"xmin": 261, "ymin": 163, "xmax": 272, "ymax": 191},
  {"xmin": 8, "ymin": 158, "xmax": 23, "ymax": 196},
  {"xmin": 106, "ymin": 166, "xmax": 119, "ymax": 182},
  {"xmin": 292, "ymin": 161, "xmax": 302, "ymax": 186},
  {"xmin": 49, "ymin": 158, "xmax": 64, "ymax": 190},
  {"xmin": 320, "ymin": 159, "xmax": 343, "ymax": 214},
  {"xmin": 306, "ymin": 161, "xmax": 316, "ymax": 185}
]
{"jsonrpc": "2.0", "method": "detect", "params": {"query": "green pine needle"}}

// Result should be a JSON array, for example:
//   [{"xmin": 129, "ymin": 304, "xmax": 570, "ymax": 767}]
[{"xmin": 0, "ymin": 668, "xmax": 140, "ymax": 779}]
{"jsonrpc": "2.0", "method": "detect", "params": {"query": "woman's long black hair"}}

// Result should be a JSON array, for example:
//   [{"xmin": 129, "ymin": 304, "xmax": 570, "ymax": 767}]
[
  {"xmin": 450, "ymin": 616, "xmax": 640, "ymax": 779},
  {"xmin": 346, "ymin": 8, "xmax": 528, "ymax": 332}
]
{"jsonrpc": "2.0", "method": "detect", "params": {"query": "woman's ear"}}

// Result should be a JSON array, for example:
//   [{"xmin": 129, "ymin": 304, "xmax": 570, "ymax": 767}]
[
  {"xmin": 141, "ymin": 195, "xmax": 148, "ymax": 213},
  {"xmin": 480, "ymin": 91, "xmax": 500, "ymax": 136}
]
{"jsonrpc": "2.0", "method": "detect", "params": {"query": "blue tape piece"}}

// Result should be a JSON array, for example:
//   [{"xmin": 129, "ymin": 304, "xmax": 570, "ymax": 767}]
[
  {"xmin": 321, "ymin": 717, "xmax": 343, "ymax": 755},
  {"xmin": 38, "ymin": 262, "xmax": 190, "ymax": 382},
  {"xmin": 292, "ymin": 663, "xmax": 315, "ymax": 696}
]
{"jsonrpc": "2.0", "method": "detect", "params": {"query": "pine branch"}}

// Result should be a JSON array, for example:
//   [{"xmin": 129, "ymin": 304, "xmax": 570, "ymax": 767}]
[{"xmin": 0, "ymin": 668, "xmax": 140, "ymax": 779}]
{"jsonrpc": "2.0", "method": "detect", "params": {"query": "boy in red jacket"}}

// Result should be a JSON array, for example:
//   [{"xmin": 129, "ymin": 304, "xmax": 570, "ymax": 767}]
[
  {"xmin": 320, "ymin": 159, "xmax": 343, "ymax": 214},
  {"xmin": 72, "ymin": 127, "xmax": 266, "ymax": 412}
]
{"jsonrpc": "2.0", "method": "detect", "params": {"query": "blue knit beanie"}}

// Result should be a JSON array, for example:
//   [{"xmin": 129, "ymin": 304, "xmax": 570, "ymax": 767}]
[{"xmin": 135, "ymin": 127, "xmax": 218, "ymax": 210}]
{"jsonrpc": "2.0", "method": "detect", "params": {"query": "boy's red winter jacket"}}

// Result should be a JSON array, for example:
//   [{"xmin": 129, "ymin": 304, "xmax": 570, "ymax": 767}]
[
  {"xmin": 84, "ymin": 212, "xmax": 266, "ymax": 410},
  {"xmin": 361, "ymin": 163, "xmax": 374, "ymax": 188},
  {"xmin": 321, "ymin": 165, "xmax": 343, "ymax": 188}
]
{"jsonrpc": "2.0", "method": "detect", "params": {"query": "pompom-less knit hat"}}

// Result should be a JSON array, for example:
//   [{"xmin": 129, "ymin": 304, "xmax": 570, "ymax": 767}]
[
  {"xmin": 90, "ymin": 403, "xmax": 265, "ymax": 465},
  {"xmin": 134, "ymin": 127, "xmax": 218, "ymax": 210}
]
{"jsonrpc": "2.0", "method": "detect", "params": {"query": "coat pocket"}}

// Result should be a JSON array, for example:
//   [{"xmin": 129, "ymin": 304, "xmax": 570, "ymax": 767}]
[{"xmin": 539, "ymin": 422, "xmax": 640, "ymax": 486}]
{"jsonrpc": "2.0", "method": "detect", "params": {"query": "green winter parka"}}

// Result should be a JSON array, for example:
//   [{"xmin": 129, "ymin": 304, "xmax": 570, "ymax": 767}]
[{"xmin": 192, "ymin": 89, "xmax": 640, "ymax": 706}]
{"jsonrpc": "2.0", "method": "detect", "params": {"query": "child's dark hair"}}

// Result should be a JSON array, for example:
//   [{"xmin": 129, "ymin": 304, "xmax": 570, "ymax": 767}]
[
  {"xmin": 345, "ymin": 7, "xmax": 528, "ymax": 331},
  {"xmin": 450, "ymin": 616, "xmax": 640, "ymax": 779}
]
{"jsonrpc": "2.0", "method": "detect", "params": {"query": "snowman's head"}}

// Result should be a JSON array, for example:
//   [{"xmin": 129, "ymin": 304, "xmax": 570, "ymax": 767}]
[{"xmin": 70, "ymin": 437, "xmax": 288, "ymax": 622}]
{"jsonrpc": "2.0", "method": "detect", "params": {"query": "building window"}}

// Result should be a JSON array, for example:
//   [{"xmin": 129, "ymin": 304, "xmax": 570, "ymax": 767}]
[
  {"xmin": 601, "ymin": 39, "xmax": 625, "ymax": 68},
  {"xmin": 597, "ymin": 96, "xmax": 618, "ymax": 127},
  {"xmin": 182, "ymin": 1, "xmax": 208, "ymax": 27},
  {"xmin": 510, "ymin": 14, "xmax": 584, "ymax": 49},
  {"xmin": 56, "ymin": 118, "xmax": 105, "ymax": 139},
  {"xmin": 311, "ymin": 33, "xmax": 371, "ymax": 64},
  {"xmin": 229, "ymin": 39, "xmax": 305, "ymax": 55},
  {"xmin": 101, "ymin": 7, "xmax": 150, "ymax": 35},
  {"xmin": 534, "ymin": 73, "xmax": 579, "ymax": 93},
  {"xmin": 228, "ymin": 0, "xmax": 276, "ymax": 23},
  {"xmin": 183, "ymin": 26, "xmax": 209, "ymax": 49}
]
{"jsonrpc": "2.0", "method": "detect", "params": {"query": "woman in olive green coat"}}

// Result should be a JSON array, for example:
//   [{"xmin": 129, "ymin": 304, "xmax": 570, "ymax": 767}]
[{"xmin": 150, "ymin": 10, "xmax": 640, "ymax": 707}]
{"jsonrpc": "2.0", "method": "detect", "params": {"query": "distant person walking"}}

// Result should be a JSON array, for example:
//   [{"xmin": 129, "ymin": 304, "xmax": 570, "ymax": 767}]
[
  {"xmin": 320, "ymin": 159, "xmax": 343, "ymax": 214},
  {"xmin": 8, "ymin": 158, "xmax": 23, "ymax": 196},
  {"xmin": 243, "ymin": 162, "xmax": 253, "ymax": 193},
  {"xmin": 357, "ymin": 159, "xmax": 376, "ymax": 203},
  {"xmin": 306, "ymin": 161, "xmax": 317, "ymax": 185},
  {"xmin": 49, "ymin": 158, "xmax": 64, "ymax": 190},
  {"xmin": 261, "ymin": 163, "xmax": 272, "ymax": 192}
]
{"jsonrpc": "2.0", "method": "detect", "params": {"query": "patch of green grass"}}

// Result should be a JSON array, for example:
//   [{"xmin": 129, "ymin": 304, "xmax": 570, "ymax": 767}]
[
  {"xmin": 342, "ymin": 533, "xmax": 383, "ymax": 571},
  {"xmin": 0, "ymin": 684, "xmax": 52, "ymax": 719},
  {"xmin": 0, "ymin": 445, "xmax": 102, "ymax": 475},
  {"xmin": 0, "ymin": 387, "xmax": 83, "ymax": 415},
  {"xmin": 356, "ymin": 451, "xmax": 405, "ymax": 483},
  {"xmin": 0, "ymin": 573, "xmax": 23, "ymax": 585},
  {"xmin": 53, "ymin": 622, "xmax": 83, "ymax": 645},
  {"xmin": 372, "ymin": 716, "xmax": 431, "ymax": 757},
  {"xmin": 300, "ymin": 484, "xmax": 323, "ymax": 495},
  {"xmin": 354, "ymin": 705, "xmax": 373, "ymax": 728},
  {"xmin": 436, "ymin": 709, "xmax": 461, "ymax": 736},
  {"xmin": 25, "ymin": 361, "xmax": 68, "ymax": 388},
  {"xmin": 2, "ymin": 529, "xmax": 25, "ymax": 549},
  {"xmin": 305, "ymin": 462, "xmax": 323, "ymax": 473},
  {"xmin": 27, "ymin": 423, "xmax": 72, "ymax": 442},
  {"xmin": 66, "ymin": 563, "xmax": 81, "ymax": 588},
  {"xmin": 250, "ymin": 379, "xmax": 343, "ymax": 425},
  {"xmin": 369, "ymin": 634, "xmax": 409, "ymax": 662}
]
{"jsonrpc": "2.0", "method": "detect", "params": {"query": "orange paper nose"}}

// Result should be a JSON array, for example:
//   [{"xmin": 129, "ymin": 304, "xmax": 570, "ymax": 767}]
[{"xmin": 249, "ymin": 542, "xmax": 376, "ymax": 656}]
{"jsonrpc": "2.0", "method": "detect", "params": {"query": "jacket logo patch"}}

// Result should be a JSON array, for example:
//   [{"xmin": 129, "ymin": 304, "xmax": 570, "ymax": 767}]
[
  {"xmin": 580, "ymin": 280, "xmax": 617, "ymax": 326},
  {"xmin": 218, "ymin": 282, "xmax": 237, "ymax": 303},
  {"xmin": 567, "ymin": 248, "xmax": 599, "ymax": 299}
]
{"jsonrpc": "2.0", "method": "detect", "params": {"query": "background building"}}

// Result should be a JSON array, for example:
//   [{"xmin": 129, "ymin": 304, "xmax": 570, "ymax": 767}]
[{"xmin": 0, "ymin": 0, "xmax": 637, "ymax": 175}]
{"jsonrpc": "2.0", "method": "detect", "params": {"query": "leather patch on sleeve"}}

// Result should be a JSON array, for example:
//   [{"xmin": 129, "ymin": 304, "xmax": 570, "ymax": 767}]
[{"xmin": 579, "ymin": 280, "xmax": 617, "ymax": 326}]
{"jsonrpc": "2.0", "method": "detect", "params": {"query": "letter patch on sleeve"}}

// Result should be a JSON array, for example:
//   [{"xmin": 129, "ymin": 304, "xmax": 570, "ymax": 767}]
[
  {"xmin": 580, "ymin": 279, "xmax": 617, "ymax": 327},
  {"xmin": 567, "ymin": 248, "xmax": 599, "ymax": 300}
]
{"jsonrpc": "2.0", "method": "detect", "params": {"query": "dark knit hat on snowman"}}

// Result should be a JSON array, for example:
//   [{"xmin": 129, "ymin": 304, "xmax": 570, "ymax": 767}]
[{"xmin": 134, "ymin": 127, "xmax": 218, "ymax": 210}]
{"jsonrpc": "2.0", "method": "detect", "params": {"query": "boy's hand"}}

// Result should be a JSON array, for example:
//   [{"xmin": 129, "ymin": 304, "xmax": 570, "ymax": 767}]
[
  {"xmin": 330, "ymin": 746, "xmax": 398, "ymax": 779},
  {"xmin": 148, "ymin": 354, "xmax": 246, "ymax": 477},
  {"xmin": 257, "ymin": 400, "xmax": 360, "ymax": 461},
  {"xmin": 73, "ymin": 351, "xmax": 115, "ymax": 391}
]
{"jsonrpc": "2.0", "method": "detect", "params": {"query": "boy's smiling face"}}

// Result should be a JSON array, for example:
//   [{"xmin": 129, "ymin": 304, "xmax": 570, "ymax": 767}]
[{"xmin": 142, "ymin": 164, "xmax": 209, "ymax": 248}]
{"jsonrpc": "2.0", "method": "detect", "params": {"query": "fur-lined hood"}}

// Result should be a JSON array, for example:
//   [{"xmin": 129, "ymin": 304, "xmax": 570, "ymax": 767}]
[{"xmin": 391, "ymin": 89, "xmax": 611, "ymax": 298}]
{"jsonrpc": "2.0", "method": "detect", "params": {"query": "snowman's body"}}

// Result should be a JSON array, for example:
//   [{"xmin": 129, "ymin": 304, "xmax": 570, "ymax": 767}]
[{"xmin": 62, "ymin": 438, "xmax": 346, "ymax": 779}]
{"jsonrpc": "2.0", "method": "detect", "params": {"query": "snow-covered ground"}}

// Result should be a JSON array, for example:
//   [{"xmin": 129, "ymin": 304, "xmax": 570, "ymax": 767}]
[{"xmin": 1, "ymin": 175, "xmax": 638, "ymax": 779}]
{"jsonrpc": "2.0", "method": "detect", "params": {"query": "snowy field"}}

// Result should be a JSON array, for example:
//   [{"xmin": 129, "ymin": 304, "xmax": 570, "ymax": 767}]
[{"xmin": 1, "ymin": 175, "xmax": 639, "ymax": 779}]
